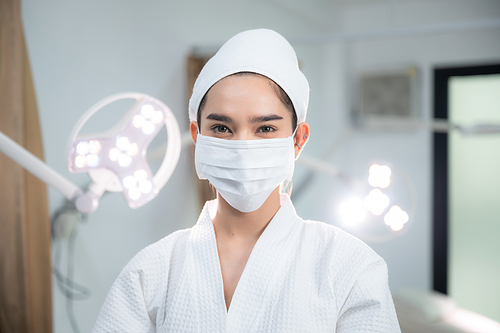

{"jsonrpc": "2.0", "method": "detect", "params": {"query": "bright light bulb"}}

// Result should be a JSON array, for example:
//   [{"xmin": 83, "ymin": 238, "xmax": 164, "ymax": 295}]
[
  {"xmin": 377, "ymin": 177, "xmax": 391, "ymax": 188},
  {"xmin": 142, "ymin": 121, "xmax": 155, "ymax": 135},
  {"xmin": 378, "ymin": 165, "xmax": 391, "ymax": 178},
  {"xmin": 128, "ymin": 187, "xmax": 141, "ymax": 200},
  {"xmin": 384, "ymin": 206, "xmax": 401, "ymax": 225},
  {"xmin": 138, "ymin": 180, "xmax": 152, "ymax": 194},
  {"xmin": 88, "ymin": 140, "xmax": 101, "ymax": 154},
  {"xmin": 116, "ymin": 137, "xmax": 130, "ymax": 151},
  {"xmin": 76, "ymin": 141, "xmax": 89, "ymax": 155},
  {"xmin": 151, "ymin": 111, "xmax": 163, "ymax": 124},
  {"xmin": 123, "ymin": 175, "xmax": 137, "ymax": 189},
  {"xmin": 109, "ymin": 148, "xmax": 121, "ymax": 161},
  {"xmin": 368, "ymin": 164, "xmax": 392, "ymax": 188},
  {"xmin": 74, "ymin": 155, "xmax": 87, "ymax": 168},
  {"xmin": 364, "ymin": 189, "xmax": 390, "ymax": 215},
  {"xmin": 134, "ymin": 169, "xmax": 148, "ymax": 182},
  {"xmin": 118, "ymin": 154, "xmax": 132, "ymax": 167},
  {"xmin": 384, "ymin": 205, "xmax": 409, "ymax": 230},
  {"xmin": 339, "ymin": 198, "xmax": 366, "ymax": 225},
  {"xmin": 86, "ymin": 154, "xmax": 99, "ymax": 167},
  {"xmin": 390, "ymin": 221, "xmax": 405, "ymax": 231},
  {"xmin": 140, "ymin": 104, "xmax": 154, "ymax": 119},
  {"xmin": 369, "ymin": 164, "xmax": 380, "ymax": 175},
  {"xmin": 133, "ymin": 115, "xmax": 145, "ymax": 128},
  {"xmin": 127, "ymin": 143, "xmax": 139, "ymax": 156}
]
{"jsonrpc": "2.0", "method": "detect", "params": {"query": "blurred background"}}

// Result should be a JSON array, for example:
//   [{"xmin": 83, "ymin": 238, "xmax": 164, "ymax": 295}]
[{"xmin": 16, "ymin": 0, "xmax": 500, "ymax": 331}]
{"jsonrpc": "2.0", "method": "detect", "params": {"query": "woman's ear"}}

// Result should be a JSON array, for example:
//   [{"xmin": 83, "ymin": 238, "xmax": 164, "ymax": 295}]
[
  {"xmin": 190, "ymin": 121, "xmax": 198, "ymax": 145},
  {"xmin": 294, "ymin": 122, "xmax": 310, "ymax": 159}
]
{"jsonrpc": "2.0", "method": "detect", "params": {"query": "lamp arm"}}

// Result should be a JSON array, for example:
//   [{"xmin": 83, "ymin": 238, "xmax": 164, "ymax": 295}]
[{"xmin": 0, "ymin": 130, "xmax": 82, "ymax": 201}]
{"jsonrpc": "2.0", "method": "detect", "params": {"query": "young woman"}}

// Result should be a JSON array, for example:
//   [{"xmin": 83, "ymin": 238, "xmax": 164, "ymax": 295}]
[{"xmin": 93, "ymin": 29, "xmax": 401, "ymax": 332}]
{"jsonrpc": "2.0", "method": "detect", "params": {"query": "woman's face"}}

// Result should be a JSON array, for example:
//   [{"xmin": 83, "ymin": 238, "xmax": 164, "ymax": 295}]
[{"xmin": 196, "ymin": 74, "xmax": 294, "ymax": 140}]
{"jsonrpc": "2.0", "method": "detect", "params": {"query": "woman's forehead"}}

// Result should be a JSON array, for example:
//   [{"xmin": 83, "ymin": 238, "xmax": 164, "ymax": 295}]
[{"xmin": 201, "ymin": 74, "xmax": 291, "ymax": 121}]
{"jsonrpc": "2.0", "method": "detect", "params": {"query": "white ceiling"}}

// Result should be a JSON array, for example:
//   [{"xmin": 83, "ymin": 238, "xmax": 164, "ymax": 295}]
[{"xmin": 256, "ymin": 0, "xmax": 500, "ymax": 33}]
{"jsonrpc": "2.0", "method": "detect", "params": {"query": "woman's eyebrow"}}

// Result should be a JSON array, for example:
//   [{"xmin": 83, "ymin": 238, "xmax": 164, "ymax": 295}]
[
  {"xmin": 251, "ymin": 115, "xmax": 284, "ymax": 123},
  {"xmin": 205, "ymin": 113, "xmax": 235, "ymax": 124}
]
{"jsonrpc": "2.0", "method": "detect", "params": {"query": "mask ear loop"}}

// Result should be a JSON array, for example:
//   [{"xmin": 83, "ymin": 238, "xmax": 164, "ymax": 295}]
[
  {"xmin": 282, "ymin": 128, "xmax": 297, "ymax": 196},
  {"xmin": 292, "ymin": 127, "xmax": 301, "ymax": 149}
]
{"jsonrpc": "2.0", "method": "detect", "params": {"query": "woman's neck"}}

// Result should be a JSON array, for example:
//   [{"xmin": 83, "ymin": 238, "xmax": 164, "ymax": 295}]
[{"xmin": 211, "ymin": 187, "xmax": 282, "ymax": 242}]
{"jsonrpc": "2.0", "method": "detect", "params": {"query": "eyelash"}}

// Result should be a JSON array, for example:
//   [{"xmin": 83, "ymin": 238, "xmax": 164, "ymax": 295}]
[
  {"xmin": 258, "ymin": 126, "xmax": 276, "ymax": 134},
  {"xmin": 211, "ymin": 125, "xmax": 231, "ymax": 133}
]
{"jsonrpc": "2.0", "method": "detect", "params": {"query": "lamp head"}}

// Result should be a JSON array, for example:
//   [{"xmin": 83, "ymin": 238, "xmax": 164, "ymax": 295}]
[{"xmin": 68, "ymin": 93, "xmax": 181, "ymax": 211}]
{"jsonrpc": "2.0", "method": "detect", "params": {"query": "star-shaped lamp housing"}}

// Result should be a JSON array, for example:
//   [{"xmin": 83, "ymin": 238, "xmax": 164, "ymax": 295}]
[{"xmin": 68, "ymin": 93, "xmax": 181, "ymax": 212}]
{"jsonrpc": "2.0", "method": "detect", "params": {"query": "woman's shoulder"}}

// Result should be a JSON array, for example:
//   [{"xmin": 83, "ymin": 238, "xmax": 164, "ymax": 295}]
[
  {"xmin": 300, "ymin": 218, "xmax": 385, "ymax": 270},
  {"xmin": 94, "ymin": 228, "xmax": 195, "ymax": 331},
  {"xmin": 298, "ymin": 218, "xmax": 390, "ymax": 308}
]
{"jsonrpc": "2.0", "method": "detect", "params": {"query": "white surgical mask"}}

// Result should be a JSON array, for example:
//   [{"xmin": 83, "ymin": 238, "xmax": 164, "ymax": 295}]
[{"xmin": 195, "ymin": 133, "xmax": 295, "ymax": 213}]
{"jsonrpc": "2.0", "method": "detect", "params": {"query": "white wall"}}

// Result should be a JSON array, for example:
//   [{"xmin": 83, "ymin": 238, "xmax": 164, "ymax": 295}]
[{"xmin": 21, "ymin": 0, "xmax": 500, "ymax": 331}]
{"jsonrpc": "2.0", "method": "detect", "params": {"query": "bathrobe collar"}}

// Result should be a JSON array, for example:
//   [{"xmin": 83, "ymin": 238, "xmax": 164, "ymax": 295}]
[{"xmin": 187, "ymin": 194, "xmax": 301, "ymax": 332}]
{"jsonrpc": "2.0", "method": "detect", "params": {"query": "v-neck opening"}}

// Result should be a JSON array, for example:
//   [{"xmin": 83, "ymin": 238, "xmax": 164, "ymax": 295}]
[
  {"xmin": 207, "ymin": 194, "xmax": 299, "ymax": 317},
  {"xmin": 189, "ymin": 194, "xmax": 301, "ymax": 332},
  {"xmin": 212, "ymin": 239, "xmax": 251, "ymax": 314}
]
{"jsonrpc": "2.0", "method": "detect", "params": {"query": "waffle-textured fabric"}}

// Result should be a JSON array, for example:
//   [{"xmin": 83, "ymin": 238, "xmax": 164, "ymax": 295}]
[{"xmin": 93, "ymin": 195, "xmax": 401, "ymax": 332}]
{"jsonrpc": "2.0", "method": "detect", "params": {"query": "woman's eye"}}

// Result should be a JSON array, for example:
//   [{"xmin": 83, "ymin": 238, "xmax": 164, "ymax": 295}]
[
  {"xmin": 212, "ymin": 125, "xmax": 230, "ymax": 133},
  {"xmin": 259, "ymin": 126, "xmax": 275, "ymax": 133}
]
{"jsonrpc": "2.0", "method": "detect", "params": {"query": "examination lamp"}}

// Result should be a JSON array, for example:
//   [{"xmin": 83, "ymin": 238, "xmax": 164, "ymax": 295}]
[
  {"xmin": 334, "ymin": 120, "xmax": 500, "ymax": 242},
  {"xmin": 0, "ymin": 92, "xmax": 181, "ymax": 214},
  {"xmin": 338, "ymin": 162, "xmax": 415, "ymax": 242}
]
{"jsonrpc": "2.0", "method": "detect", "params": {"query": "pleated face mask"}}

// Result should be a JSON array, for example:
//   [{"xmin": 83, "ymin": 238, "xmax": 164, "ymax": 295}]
[{"xmin": 195, "ymin": 134, "xmax": 295, "ymax": 213}]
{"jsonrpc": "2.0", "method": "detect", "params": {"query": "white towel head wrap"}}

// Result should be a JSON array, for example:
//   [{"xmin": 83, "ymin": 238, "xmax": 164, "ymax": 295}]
[{"xmin": 188, "ymin": 29, "xmax": 309, "ymax": 125}]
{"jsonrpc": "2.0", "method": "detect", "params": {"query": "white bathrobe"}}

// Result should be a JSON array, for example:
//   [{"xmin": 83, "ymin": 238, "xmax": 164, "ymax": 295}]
[{"xmin": 93, "ymin": 196, "xmax": 401, "ymax": 332}]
